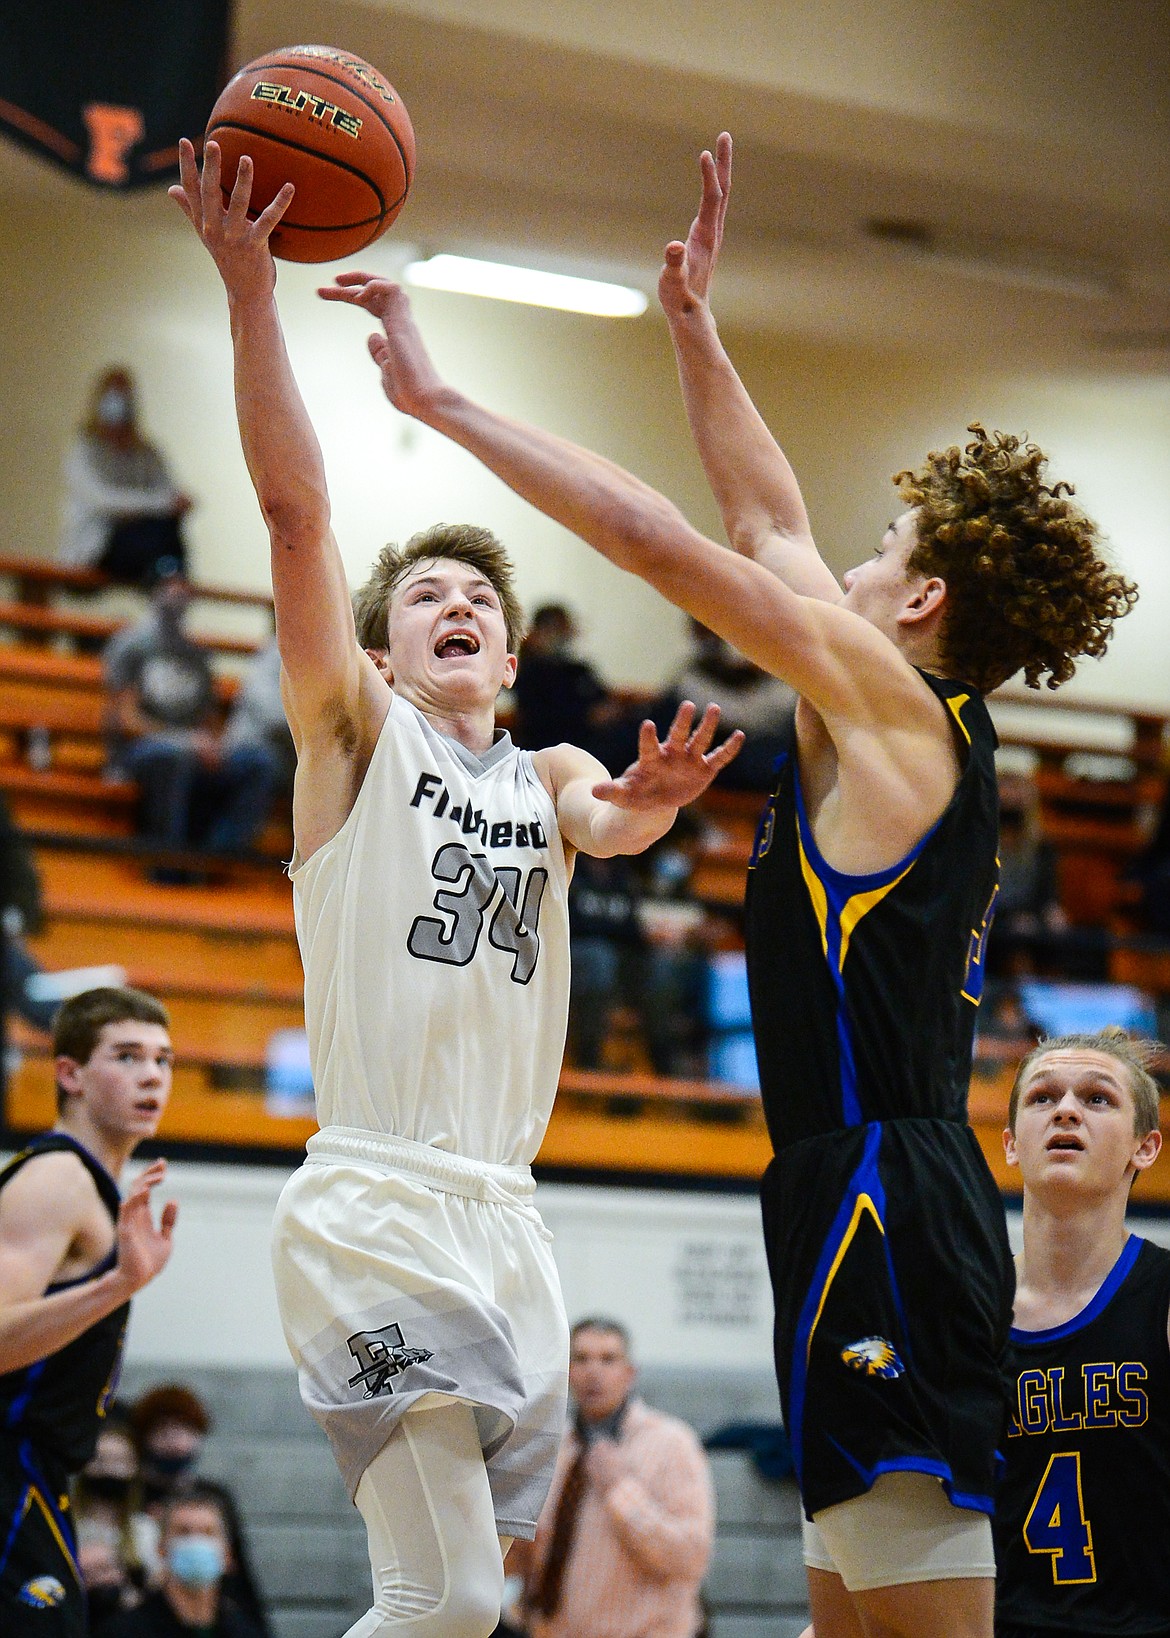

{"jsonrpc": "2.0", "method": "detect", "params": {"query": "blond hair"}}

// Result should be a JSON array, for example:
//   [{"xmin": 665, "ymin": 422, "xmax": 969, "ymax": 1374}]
[
  {"xmin": 896, "ymin": 425, "xmax": 1137, "ymax": 693},
  {"xmin": 353, "ymin": 523, "xmax": 524, "ymax": 655},
  {"xmin": 1008, "ymin": 1025, "xmax": 1162, "ymax": 1136}
]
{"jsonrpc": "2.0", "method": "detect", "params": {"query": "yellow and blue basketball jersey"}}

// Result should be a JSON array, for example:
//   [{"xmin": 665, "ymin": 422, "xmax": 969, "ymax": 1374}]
[
  {"xmin": 0, "ymin": 1135, "xmax": 126, "ymax": 1635},
  {"xmin": 749, "ymin": 672, "xmax": 1014, "ymax": 1519},
  {"xmin": 746, "ymin": 670, "xmax": 999, "ymax": 1146},
  {"xmin": 996, "ymin": 1236, "xmax": 1170, "ymax": 1637}
]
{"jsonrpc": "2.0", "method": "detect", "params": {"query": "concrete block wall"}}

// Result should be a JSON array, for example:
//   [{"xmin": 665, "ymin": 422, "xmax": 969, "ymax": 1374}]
[{"xmin": 120, "ymin": 1364, "xmax": 809, "ymax": 1638}]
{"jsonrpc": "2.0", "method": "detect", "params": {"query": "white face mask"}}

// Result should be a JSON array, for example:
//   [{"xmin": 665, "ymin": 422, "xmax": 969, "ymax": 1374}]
[{"xmin": 96, "ymin": 389, "xmax": 131, "ymax": 428}]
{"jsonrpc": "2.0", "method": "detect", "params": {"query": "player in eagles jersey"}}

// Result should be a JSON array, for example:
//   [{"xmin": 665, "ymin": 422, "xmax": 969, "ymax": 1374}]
[
  {"xmin": 325, "ymin": 147, "xmax": 1139, "ymax": 1637},
  {"xmin": 0, "ymin": 987, "xmax": 177, "ymax": 1638},
  {"xmin": 170, "ymin": 142, "xmax": 741, "ymax": 1638},
  {"xmin": 997, "ymin": 1028, "xmax": 1170, "ymax": 1638}
]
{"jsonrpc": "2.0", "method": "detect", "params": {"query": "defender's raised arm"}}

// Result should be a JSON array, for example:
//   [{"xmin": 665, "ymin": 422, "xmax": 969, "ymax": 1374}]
[
  {"xmin": 320, "ymin": 275, "xmax": 929, "ymax": 740},
  {"xmin": 658, "ymin": 134, "xmax": 841, "ymax": 602}
]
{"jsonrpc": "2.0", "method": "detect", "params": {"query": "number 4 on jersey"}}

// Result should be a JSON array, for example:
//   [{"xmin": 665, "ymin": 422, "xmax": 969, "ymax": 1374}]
[{"xmin": 1023, "ymin": 1451, "xmax": 1095, "ymax": 1584}]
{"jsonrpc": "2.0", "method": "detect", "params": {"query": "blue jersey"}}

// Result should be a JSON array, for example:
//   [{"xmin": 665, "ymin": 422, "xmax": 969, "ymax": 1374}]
[
  {"xmin": 0, "ymin": 1135, "xmax": 126, "ymax": 1474},
  {"xmin": 997, "ymin": 1237, "xmax": 1170, "ymax": 1637},
  {"xmin": 746, "ymin": 670, "xmax": 999, "ymax": 1148}
]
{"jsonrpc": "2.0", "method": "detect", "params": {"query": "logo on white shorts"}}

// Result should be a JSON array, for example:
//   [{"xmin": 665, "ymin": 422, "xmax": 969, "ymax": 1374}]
[
  {"xmin": 841, "ymin": 1336, "xmax": 905, "ymax": 1379},
  {"xmin": 346, "ymin": 1322, "xmax": 434, "ymax": 1398}
]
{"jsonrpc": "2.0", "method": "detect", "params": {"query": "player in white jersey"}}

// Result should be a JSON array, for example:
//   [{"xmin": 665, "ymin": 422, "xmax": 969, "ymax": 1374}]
[{"xmin": 170, "ymin": 143, "xmax": 742, "ymax": 1638}]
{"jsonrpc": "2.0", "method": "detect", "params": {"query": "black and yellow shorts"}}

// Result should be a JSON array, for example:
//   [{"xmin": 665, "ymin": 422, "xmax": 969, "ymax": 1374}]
[
  {"xmin": 762, "ymin": 1116, "xmax": 1015, "ymax": 1523},
  {"xmin": 0, "ymin": 1446, "xmax": 84, "ymax": 1637}
]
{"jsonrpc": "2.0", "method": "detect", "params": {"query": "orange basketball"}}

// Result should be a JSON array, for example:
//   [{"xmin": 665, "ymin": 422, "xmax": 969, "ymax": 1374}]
[{"xmin": 204, "ymin": 46, "xmax": 415, "ymax": 263}]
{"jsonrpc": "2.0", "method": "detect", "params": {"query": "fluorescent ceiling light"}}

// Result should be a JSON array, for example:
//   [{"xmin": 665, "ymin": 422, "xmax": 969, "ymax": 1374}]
[{"xmin": 404, "ymin": 254, "xmax": 648, "ymax": 317}]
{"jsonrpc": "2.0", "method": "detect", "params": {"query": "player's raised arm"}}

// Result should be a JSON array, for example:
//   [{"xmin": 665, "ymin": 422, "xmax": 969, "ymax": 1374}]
[
  {"xmin": 169, "ymin": 140, "xmax": 367, "ymax": 724},
  {"xmin": 658, "ymin": 135, "xmax": 841, "ymax": 603},
  {"xmin": 320, "ymin": 276, "xmax": 930, "ymax": 737}
]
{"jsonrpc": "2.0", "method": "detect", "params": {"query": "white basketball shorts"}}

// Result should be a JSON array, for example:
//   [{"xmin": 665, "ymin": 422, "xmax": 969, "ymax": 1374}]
[{"xmin": 271, "ymin": 1125, "xmax": 570, "ymax": 1540}]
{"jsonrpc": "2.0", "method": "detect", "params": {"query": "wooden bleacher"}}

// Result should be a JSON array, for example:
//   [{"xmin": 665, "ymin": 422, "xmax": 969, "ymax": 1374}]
[
  {"xmin": 2, "ymin": 553, "xmax": 1169, "ymax": 1196},
  {"xmin": 0, "ymin": 552, "xmax": 274, "ymax": 612}
]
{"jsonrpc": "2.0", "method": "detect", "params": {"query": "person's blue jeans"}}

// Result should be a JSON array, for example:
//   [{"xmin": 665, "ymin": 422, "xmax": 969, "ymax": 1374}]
[{"xmin": 119, "ymin": 737, "xmax": 281, "ymax": 855}]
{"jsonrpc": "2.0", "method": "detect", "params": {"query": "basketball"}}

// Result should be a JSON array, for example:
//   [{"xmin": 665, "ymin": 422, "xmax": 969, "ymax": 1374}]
[{"xmin": 204, "ymin": 46, "xmax": 415, "ymax": 263}]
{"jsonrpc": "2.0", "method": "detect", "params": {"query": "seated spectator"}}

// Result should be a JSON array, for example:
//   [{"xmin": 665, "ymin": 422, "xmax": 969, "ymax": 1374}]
[
  {"xmin": 1, "ymin": 791, "xmax": 57, "ymax": 1035},
  {"xmin": 130, "ymin": 1385, "xmax": 269, "ymax": 1635},
  {"xmin": 221, "ymin": 636, "xmax": 296, "ymax": 796},
  {"xmin": 517, "ymin": 1317, "xmax": 715, "ymax": 1638},
  {"xmin": 654, "ymin": 620, "xmax": 795, "ymax": 791},
  {"xmin": 103, "ymin": 566, "xmax": 281, "ymax": 877},
  {"xmin": 990, "ymin": 776, "xmax": 1106, "ymax": 981},
  {"xmin": 60, "ymin": 367, "xmax": 192, "ymax": 583},
  {"xmin": 988, "ymin": 779, "xmax": 1067, "ymax": 976},
  {"xmin": 511, "ymin": 603, "xmax": 641, "ymax": 771},
  {"xmin": 512, "ymin": 603, "xmax": 609, "ymax": 752},
  {"xmin": 93, "ymin": 1484, "xmax": 263, "ymax": 1638},
  {"xmin": 567, "ymin": 852, "xmax": 709, "ymax": 1077},
  {"xmin": 74, "ymin": 1405, "xmax": 153, "ymax": 1589},
  {"xmin": 77, "ymin": 1517, "xmax": 140, "ymax": 1630},
  {"xmin": 568, "ymin": 853, "xmax": 648, "ymax": 1071},
  {"xmin": 1130, "ymin": 779, "xmax": 1170, "ymax": 939}
]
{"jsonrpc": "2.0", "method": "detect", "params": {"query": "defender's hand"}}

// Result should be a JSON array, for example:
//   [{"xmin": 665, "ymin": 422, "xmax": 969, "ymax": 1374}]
[
  {"xmin": 169, "ymin": 138, "xmax": 293, "ymax": 302},
  {"xmin": 659, "ymin": 132, "xmax": 733, "ymax": 323},
  {"xmin": 112, "ymin": 1160, "xmax": 178, "ymax": 1296},
  {"xmin": 319, "ymin": 273, "xmax": 450, "ymax": 422},
  {"xmin": 592, "ymin": 702, "xmax": 744, "ymax": 812}
]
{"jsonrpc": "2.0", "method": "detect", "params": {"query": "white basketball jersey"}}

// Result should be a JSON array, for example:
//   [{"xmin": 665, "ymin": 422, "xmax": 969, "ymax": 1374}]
[{"xmin": 291, "ymin": 691, "xmax": 571, "ymax": 1166}]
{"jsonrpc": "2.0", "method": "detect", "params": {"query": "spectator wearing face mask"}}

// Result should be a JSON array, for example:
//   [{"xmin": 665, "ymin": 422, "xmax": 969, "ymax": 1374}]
[
  {"xmin": 92, "ymin": 1484, "xmax": 263, "ymax": 1637},
  {"xmin": 59, "ymin": 367, "xmax": 192, "ymax": 584},
  {"xmin": 128, "ymin": 1387, "xmax": 269, "ymax": 1635},
  {"xmin": 74, "ymin": 1406, "xmax": 154, "ymax": 1592},
  {"xmin": 77, "ymin": 1517, "xmax": 140, "ymax": 1630}
]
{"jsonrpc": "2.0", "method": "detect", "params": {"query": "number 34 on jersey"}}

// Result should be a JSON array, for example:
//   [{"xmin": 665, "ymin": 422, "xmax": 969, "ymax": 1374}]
[{"xmin": 408, "ymin": 842, "xmax": 548, "ymax": 984}]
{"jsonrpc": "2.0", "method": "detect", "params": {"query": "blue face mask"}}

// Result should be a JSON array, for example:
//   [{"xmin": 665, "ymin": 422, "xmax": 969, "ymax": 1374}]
[{"xmin": 167, "ymin": 1534, "xmax": 225, "ymax": 1588}]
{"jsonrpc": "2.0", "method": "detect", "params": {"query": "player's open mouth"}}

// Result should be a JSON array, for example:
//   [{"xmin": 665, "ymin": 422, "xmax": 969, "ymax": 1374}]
[
  {"xmin": 434, "ymin": 632, "xmax": 480, "ymax": 658},
  {"xmin": 135, "ymin": 1099, "xmax": 161, "ymax": 1115},
  {"xmin": 1046, "ymin": 1134, "xmax": 1084, "ymax": 1151}
]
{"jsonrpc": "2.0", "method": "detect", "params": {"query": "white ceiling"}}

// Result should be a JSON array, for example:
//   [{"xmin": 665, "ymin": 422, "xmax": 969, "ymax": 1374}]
[{"xmin": 5, "ymin": 0, "xmax": 1169, "ymax": 363}]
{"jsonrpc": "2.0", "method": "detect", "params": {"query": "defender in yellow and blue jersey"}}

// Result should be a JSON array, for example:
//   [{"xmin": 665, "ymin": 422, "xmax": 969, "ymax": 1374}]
[
  {"xmin": 0, "ymin": 988, "xmax": 176, "ymax": 1637},
  {"xmin": 750, "ymin": 671, "xmax": 1014, "ymax": 1522},
  {"xmin": 350, "ymin": 136, "xmax": 1141, "ymax": 1638}
]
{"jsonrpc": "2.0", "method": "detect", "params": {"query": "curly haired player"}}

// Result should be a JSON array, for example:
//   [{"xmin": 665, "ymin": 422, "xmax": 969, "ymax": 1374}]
[
  {"xmin": 313, "ymin": 137, "xmax": 1137, "ymax": 1634},
  {"xmin": 891, "ymin": 428, "xmax": 1132, "ymax": 693}
]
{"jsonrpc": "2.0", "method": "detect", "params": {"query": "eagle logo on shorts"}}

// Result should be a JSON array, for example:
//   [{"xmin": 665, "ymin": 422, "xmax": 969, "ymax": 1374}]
[
  {"xmin": 18, "ymin": 1575, "xmax": 68, "ymax": 1608},
  {"xmin": 347, "ymin": 1322, "xmax": 434, "ymax": 1398},
  {"xmin": 841, "ymin": 1336, "xmax": 904, "ymax": 1378}
]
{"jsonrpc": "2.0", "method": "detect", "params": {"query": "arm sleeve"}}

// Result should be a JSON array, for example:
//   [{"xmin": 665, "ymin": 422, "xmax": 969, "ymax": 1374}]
[{"xmin": 601, "ymin": 1421, "xmax": 716, "ymax": 1580}]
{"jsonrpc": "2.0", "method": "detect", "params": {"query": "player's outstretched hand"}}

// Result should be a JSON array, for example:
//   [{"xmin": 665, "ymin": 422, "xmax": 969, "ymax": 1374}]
[
  {"xmin": 113, "ymin": 1159, "xmax": 178, "ymax": 1297},
  {"xmin": 168, "ymin": 138, "xmax": 293, "ymax": 301},
  {"xmin": 659, "ymin": 132, "xmax": 732, "ymax": 324},
  {"xmin": 593, "ymin": 702, "xmax": 744, "ymax": 811},
  {"xmin": 319, "ymin": 273, "xmax": 447, "ymax": 422}
]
